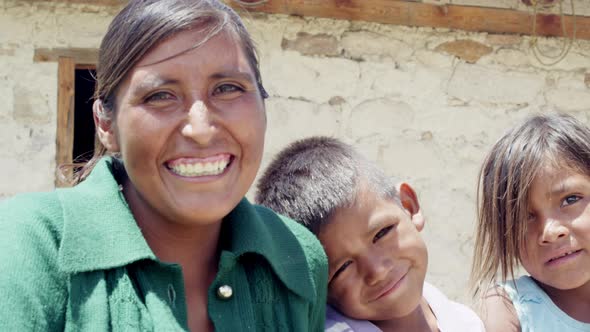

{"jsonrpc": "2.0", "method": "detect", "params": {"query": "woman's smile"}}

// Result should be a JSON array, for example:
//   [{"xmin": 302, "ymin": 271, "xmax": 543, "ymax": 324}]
[{"xmin": 166, "ymin": 154, "xmax": 233, "ymax": 178}]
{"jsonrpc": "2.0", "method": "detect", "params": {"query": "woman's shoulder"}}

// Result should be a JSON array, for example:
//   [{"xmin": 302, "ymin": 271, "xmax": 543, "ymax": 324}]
[
  {"xmin": 1, "ymin": 191, "xmax": 65, "ymax": 234},
  {"xmin": 0, "ymin": 191, "xmax": 69, "ymax": 330},
  {"xmin": 252, "ymin": 203, "xmax": 327, "ymax": 268}
]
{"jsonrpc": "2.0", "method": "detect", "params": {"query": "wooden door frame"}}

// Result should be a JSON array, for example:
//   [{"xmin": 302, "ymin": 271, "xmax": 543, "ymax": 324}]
[{"xmin": 34, "ymin": 48, "xmax": 98, "ymax": 186}]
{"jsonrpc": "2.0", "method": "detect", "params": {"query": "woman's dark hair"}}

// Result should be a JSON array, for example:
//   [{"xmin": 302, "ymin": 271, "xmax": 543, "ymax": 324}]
[{"xmin": 68, "ymin": 0, "xmax": 267, "ymax": 184}]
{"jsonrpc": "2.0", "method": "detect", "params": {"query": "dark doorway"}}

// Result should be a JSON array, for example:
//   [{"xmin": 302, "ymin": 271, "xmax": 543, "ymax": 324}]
[{"xmin": 73, "ymin": 68, "xmax": 96, "ymax": 163}]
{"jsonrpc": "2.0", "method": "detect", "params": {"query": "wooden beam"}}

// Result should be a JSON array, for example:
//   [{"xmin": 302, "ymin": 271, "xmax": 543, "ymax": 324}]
[
  {"xmin": 56, "ymin": 57, "xmax": 76, "ymax": 187},
  {"xmin": 227, "ymin": 0, "xmax": 590, "ymax": 40},
  {"xmin": 23, "ymin": 0, "xmax": 124, "ymax": 6},
  {"xmin": 34, "ymin": 48, "xmax": 98, "ymax": 65}
]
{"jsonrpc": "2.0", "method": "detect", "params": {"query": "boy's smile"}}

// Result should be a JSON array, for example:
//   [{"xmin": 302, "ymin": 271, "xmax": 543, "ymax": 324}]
[{"xmin": 318, "ymin": 183, "xmax": 428, "ymax": 322}]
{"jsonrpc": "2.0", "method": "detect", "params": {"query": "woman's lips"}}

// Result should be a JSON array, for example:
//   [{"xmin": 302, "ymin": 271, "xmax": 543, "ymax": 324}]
[{"xmin": 166, "ymin": 154, "xmax": 233, "ymax": 178}]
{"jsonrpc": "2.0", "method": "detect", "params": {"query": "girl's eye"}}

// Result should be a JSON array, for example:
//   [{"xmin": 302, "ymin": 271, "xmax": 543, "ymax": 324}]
[
  {"xmin": 373, "ymin": 225, "xmax": 394, "ymax": 243},
  {"xmin": 213, "ymin": 83, "xmax": 244, "ymax": 96},
  {"xmin": 561, "ymin": 195, "xmax": 581, "ymax": 207},
  {"xmin": 331, "ymin": 260, "xmax": 352, "ymax": 282},
  {"xmin": 527, "ymin": 212, "xmax": 536, "ymax": 222}
]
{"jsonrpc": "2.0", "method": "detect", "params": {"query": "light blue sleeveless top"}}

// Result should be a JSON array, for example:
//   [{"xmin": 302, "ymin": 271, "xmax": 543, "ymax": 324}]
[{"xmin": 502, "ymin": 276, "xmax": 590, "ymax": 332}]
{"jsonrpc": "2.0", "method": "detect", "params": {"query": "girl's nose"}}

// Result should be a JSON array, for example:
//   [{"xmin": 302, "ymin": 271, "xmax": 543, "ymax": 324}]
[
  {"xmin": 181, "ymin": 100, "xmax": 216, "ymax": 145},
  {"xmin": 539, "ymin": 218, "xmax": 569, "ymax": 245}
]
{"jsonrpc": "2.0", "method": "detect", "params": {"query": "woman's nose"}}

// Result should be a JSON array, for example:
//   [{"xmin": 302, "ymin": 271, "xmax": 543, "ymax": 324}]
[{"xmin": 181, "ymin": 100, "xmax": 216, "ymax": 145}]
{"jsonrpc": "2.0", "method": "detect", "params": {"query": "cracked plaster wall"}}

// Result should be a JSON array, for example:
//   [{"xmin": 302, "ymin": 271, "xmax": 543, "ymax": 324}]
[{"xmin": 1, "ymin": 0, "xmax": 589, "ymax": 303}]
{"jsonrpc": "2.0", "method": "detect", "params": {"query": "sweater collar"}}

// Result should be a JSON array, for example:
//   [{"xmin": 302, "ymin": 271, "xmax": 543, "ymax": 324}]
[{"xmin": 57, "ymin": 157, "xmax": 315, "ymax": 301}]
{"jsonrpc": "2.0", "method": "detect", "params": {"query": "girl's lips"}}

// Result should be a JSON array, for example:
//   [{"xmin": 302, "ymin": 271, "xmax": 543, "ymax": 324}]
[{"xmin": 545, "ymin": 249, "xmax": 583, "ymax": 266}]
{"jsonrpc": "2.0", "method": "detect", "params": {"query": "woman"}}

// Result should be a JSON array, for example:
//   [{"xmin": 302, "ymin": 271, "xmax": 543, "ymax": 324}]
[{"xmin": 0, "ymin": 0, "xmax": 327, "ymax": 331}]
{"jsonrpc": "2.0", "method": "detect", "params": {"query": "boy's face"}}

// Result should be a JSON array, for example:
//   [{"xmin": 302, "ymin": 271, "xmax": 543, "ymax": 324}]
[{"xmin": 318, "ymin": 184, "xmax": 428, "ymax": 321}]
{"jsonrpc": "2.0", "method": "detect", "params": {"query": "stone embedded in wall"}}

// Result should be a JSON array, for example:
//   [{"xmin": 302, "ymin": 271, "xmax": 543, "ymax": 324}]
[
  {"xmin": 346, "ymin": 98, "xmax": 415, "ymax": 141},
  {"xmin": 0, "ymin": 48, "xmax": 15, "ymax": 56},
  {"xmin": 485, "ymin": 34, "xmax": 523, "ymax": 46},
  {"xmin": 281, "ymin": 32, "xmax": 340, "ymax": 57},
  {"xmin": 434, "ymin": 39, "xmax": 493, "ymax": 63},
  {"xmin": 585, "ymin": 72, "xmax": 590, "ymax": 88},
  {"xmin": 13, "ymin": 85, "xmax": 52, "ymax": 124},
  {"xmin": 341, "ymin": 31, "xmax": 413, "ymax": 61},
  {"xmin": 421, "ymin": 131, "xmax": 434, "ymax": 141},
  {"xmin": 263, "ymin": 52, "xmax": 360, "ymax": 103},
  {"xmin": 546, "ymin": 77, "xmax": 590, "ymax": 111},
  {"xmin": 447, "ymin": 63, "xmax": 545, "ymax": 104},
  {"xmin": 492, "ymin": 48, "xmax": 530, "ymax": 67},
  {"xmin": 328, "ymin": 96, "xmax": 347, "ymax": 106}
]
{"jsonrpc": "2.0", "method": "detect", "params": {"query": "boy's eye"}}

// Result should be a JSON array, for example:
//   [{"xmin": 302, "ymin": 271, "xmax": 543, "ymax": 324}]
[
  {"xmin": 331, "ymin": 260, "xmax": 352, "ymax": 281},
  {"xmin": 561, "ymin": 195, "xmax": 581, "ymax": 207},
  {"xmin": 373, "ymin": 225, "xmax": 394, "ymax": 243}
]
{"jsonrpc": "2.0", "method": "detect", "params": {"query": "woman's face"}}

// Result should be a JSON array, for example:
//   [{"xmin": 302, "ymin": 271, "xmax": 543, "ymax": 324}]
[{"xmin": 104, "ymin": 28, "xmax": 266, "ymax": 227}]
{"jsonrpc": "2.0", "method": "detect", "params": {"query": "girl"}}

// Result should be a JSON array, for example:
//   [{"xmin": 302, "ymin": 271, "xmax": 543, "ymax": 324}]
[{"xmin": 471, "ymin": 113, "xmax": 590, "ymax": 331}]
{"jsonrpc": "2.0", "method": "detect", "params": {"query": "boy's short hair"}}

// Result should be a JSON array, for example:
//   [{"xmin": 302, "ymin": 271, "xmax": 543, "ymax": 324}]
[{"xmin": 255, "ymin": 136, "xmax": 397, "ymax": 234}]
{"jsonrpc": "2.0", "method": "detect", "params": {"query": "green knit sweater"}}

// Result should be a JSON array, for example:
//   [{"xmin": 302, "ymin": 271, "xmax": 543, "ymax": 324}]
[{"xmin": 0, "ymin": 158, "xmax": 327, "ymax": 331}]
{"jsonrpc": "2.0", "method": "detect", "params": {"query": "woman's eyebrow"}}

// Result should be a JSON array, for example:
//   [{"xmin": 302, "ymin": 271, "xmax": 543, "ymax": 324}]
[
  {"xmin": 131, "ymin": 76, "xmax": 178, "ymax": 95},
  {"xmin": 210, "ymin": 71, "xmax": 255, "ymax": 82}
]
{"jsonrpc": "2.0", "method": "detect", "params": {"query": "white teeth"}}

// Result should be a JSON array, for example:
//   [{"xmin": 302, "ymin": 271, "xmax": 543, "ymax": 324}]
[
  {"xmin": 551, "ymin": 251, "xmax": 575, "ymax": 261},
  {"xmin": 169, "ymin": 159, "xmax": 230, "ymax": 177}
]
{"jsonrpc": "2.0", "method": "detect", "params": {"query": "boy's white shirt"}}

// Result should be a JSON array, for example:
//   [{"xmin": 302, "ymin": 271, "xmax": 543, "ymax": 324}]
[{"xmin": 325, "ymin": 282, "xmax": 485, "ymax": 332}]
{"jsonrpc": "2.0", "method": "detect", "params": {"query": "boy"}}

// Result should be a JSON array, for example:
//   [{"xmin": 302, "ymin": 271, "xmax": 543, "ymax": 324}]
[{"xmin": 256, "ymin": 137, "xmax": 483, "ymax": 332}]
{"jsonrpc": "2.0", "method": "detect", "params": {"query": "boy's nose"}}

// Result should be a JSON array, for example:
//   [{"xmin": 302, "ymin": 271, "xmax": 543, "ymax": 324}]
[
  {"xmin": 539, "ymin": 218, "xmax": 569, "ymax": 245},
  {"xmin": 181, "ymin": 100, "xmax": 217, "ymax": 145},
  {"xmin": 363, "ymin": 256, "xmax": 390, "ymax": 286}
]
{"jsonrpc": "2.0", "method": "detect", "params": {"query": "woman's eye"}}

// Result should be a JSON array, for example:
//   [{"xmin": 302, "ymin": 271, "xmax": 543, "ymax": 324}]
[
  {"xmin": 144, "ymin": 91, "xmax": 174, "ymax": 103},
  {"xmin": 373, "ymin": 225, "xmax": 394, "ymax": 243},
  {"xmin": 213, "ymin": 83, "xmax": 244, "ymax": 96},
  {"xmin": 331, "ymin": 260, "xmax": 352, "ymax": 281},
  {"xmin": 561, "ymin": 195, "xmax": 581, "ymax": 207}
]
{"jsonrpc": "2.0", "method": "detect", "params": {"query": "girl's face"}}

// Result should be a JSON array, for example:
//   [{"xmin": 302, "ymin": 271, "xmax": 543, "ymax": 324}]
[
  {"xmin": 521, "ymin": 163, "xmax": 590, "ymax": 292},
  {"xmin": 101, "ymin": 28, "xmax": 266, "ymax": 227}
]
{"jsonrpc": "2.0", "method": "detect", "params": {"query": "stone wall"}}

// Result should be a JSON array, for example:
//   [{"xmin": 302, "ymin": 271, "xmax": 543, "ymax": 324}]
[{"xmin": 1, "ymin": 0, "xmax": 589, "ymax": 302}]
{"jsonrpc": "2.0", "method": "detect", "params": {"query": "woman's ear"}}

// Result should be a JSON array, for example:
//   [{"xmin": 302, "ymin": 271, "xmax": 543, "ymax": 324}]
[
  {"xmin": 397, "ymin": 182, "xmax": 425, "ymax": 232},
  {"xmin": 93, "ymin": 100, "xmax": 119, "ymax": 152}
]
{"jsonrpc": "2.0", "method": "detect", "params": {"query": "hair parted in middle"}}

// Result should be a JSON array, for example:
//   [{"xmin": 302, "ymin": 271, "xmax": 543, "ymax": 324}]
[
  {"xmin": 72, "ymin": 0, "xmax": 267, "ymax": 184},
  {"xmin": 255, "ymin": 136, "xmax": 398, "ymax": 234},
  {"xmin": 471, "ymin": 112, "xmax": 590, "ymax": 297}
]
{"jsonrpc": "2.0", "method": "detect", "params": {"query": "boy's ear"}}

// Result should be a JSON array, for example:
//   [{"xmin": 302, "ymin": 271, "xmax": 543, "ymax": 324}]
[
  {"xmin": 93, "ymin": 100, "xmax": 119, "ymax": 152},
  {"xmin": 397, "ymin": 182, "xmax": 425, "ymax": 232}
]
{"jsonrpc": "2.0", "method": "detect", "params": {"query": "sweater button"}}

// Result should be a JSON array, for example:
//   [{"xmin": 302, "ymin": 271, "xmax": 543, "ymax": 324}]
[{"xmin": 216, "ymin": 285, "xmax": 233, "ymax": 300}]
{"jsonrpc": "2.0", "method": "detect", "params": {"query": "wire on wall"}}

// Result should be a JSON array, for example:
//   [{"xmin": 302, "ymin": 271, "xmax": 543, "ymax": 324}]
[
  {"xmin": 530, "ymin": 0, "xmax": 577, "ymax": 66},
  {"xmin": 231, "ymin": 0, "xmax": 269, "ymax": 7}
]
